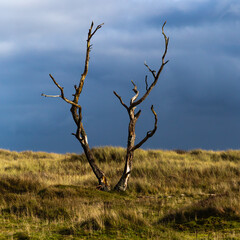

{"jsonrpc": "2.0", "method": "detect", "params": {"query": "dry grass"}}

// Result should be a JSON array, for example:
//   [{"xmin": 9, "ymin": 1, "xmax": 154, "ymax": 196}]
[{"xmin": 0, "ymin": 147, "xmax": 240, "ymax": 239}]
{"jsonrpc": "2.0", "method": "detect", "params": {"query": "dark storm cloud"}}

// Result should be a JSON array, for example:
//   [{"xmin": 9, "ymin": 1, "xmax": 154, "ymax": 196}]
[
  {"xmin": 0, "ymin": 0, "xmax": 240, "ymax": 152},
  {"xmin": 147, "ymin": 0, "xmax": 240, "ymax": 28}
]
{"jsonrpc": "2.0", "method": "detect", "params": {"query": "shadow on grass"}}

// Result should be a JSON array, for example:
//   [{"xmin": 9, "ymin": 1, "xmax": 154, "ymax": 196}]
[{"xmin": 159, "ymin": 193, "xmax": 240, "ymax": 232}]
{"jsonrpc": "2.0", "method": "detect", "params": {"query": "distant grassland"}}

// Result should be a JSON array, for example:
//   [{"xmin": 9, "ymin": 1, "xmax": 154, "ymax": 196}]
[{"xmin": 0, "ymin": 147, "xmax": 240, "ymax": 239}]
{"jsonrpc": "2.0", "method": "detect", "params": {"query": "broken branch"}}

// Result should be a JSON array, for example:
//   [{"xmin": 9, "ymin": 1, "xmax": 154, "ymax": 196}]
[{"xmin": 41, "ymin": 94, "xmax": 61, "ymax": 98}]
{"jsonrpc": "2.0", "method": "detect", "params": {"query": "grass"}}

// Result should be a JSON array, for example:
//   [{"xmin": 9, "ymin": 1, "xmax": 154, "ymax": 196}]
[{"xmin": 0, "ymin": 147, "xmax": 240, "ymax": 239}]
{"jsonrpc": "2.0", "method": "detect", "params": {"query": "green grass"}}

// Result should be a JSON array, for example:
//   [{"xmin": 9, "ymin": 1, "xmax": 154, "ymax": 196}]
[{"xmin": 0, "ymin": 147, "xmax": 240, "ymax": 239}]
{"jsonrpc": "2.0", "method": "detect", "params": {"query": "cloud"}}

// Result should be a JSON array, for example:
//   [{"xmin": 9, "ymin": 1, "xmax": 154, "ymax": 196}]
[
  {"xmin": 0, "ymin": 0, "xmax": 240, "ymax": 152},
  {"xmin": 0, "ymin": 0, "xmax": 222, "ymax": 53},
  {"xmin": 0, "ymin": 41, "xmax": 15, "ymax": 56}
]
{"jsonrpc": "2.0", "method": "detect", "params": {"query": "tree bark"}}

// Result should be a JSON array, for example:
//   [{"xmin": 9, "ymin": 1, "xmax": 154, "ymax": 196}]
[
  {"xmin": 80, "ymin": 139, "xmax": 110, "ymax": 191},
  {"xmin": 114, "ymin": 109, "xmax": 136, "ymax": 191},
  {"xmin": 72, "ymin": 121, "xmax": 110, "ymax": 191}
]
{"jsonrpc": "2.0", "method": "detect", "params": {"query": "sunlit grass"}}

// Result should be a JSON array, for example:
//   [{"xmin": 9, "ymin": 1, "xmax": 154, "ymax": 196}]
[{"xmin": 0, "ymin": 147, "xmax": 240, "ymax": 239}]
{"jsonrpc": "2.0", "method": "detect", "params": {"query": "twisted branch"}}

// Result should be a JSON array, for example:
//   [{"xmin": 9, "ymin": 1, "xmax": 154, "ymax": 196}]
[
  {"xmin": 130, "ymin": 80, "xmax": 139, "ymax": 104},
  {"xmin": 131, "ymin": 105, "xmax": 158, "ymax": 151}
]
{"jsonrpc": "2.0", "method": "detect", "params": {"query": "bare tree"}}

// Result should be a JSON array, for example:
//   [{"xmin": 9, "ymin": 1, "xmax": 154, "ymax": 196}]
[
  {"xmin": 113, "ymin": 22, "xmax": 169, "ymax": 191},
  {"xmin": 42, "ymin": 21, "xmax": 169, "ymax": 192},
  {"xmin": 42, "ymin": 22, "xmax": 110, "ymax": 191}
]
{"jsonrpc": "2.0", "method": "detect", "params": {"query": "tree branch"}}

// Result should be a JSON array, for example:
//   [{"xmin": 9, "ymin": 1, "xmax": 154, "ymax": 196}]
[
  {"xmin": 70, "ymin": 22, "xmax": 104, "ymax": 126},
  {"xmin": 89, "ymin": 22, "xmax": 104, "ymax": 40},
  {"xmin": 113, "ymin": 91, "xmax": 129, "ymax": 111},
  {"xmin": 144, "ymin": 61, "xmax": 156, "ymax": 78},
  {"xmin": 41, "ymin": 94, "xmax": 61, "ymax": 98},
  {"xmin": 161, "ymin": 21, "xmax": 169, "ymax": 66},
  {"xmin": 42, "ymin": 74, "xmax": 81, "ymax": 108},
  {"xmin": 134, "ymin": 109, "xmax": 141, "ymax": 119},
  {"xmin": 131, "ymin": 105, "xmax": 158, "ymax": 151},
  {"xmin": 145, "ymin": 75, "xmax": 149, "ymax": 91},
  {"xmin": 130, "ymin": 21, "xmax": 169, "ymax": 109},
  {"xmin": 73, "ymin": 22, "xmax": 104, "ymax": 104},
  {"xmin": 130, "ymin": 80, "xmax": 139, "ymax": 104},
  {"xmin": 155, "ymin": 21, "xmax": 170, "ymax": 79}
]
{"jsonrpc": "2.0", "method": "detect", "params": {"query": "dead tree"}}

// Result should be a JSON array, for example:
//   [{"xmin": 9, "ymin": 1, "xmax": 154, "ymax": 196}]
[
  {"xmin": 113, "ymin": 22, "xmax": 169, "ymax": 191},
  {"xmin": 42, "ymin": 22, "xmax": 110, "ymax": 191}
]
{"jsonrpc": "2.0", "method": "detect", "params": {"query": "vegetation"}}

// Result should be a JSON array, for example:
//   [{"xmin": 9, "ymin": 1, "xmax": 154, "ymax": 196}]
[{"xmin": 0, "ymin": 147, "xmax": 240, "ymax": 239}]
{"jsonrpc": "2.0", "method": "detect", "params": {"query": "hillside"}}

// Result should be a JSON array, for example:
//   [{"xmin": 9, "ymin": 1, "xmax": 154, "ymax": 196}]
[{"xmin": 0, "ymin": 147, "xmax": 240, "ymax": 239}]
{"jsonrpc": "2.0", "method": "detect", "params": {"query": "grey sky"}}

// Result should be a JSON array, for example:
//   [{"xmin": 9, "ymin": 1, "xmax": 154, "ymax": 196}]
[{"xmin": 0, "ymin": 0, "xmax": 239, "ymax": 153}]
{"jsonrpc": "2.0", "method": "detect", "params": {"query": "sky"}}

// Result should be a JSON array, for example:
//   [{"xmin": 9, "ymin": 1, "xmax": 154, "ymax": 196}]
[{"xmin": 0, "ymin": 0, "xmax": 240, "ymax": 153}]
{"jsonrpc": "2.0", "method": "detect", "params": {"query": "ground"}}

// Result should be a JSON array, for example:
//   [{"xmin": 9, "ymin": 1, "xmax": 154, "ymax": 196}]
[{"xmin": 0, "ymin": 147, "xmax": 240, "ymax": 239}]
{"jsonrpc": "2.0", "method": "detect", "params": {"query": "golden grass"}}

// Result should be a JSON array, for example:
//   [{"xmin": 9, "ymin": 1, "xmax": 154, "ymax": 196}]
[{"xmin": 0, "ymin": 147, "xmax": 240, "ymax": 239}]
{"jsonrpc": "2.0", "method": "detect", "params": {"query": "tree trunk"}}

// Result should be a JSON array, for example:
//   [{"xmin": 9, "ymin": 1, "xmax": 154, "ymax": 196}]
[
  {"xmin": 114, "ymin": 110, "xmax": 136, "ymax": 191},
  {"xmin": 114, "ymin": 150, "xmax": 134, "ymax": 191},
  {"xmin": 80, "ymin": 140, "xmax": 110, "ymax": 191},
  {"xmin": 70, "ymin": 105, "xmax": 110, "ymax": 191}
]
